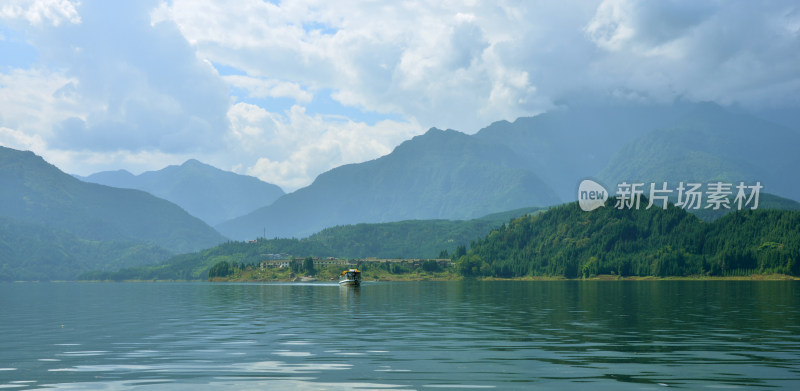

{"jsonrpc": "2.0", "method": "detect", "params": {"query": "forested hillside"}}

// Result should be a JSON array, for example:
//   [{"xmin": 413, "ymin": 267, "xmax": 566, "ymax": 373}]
[
  {"xmin": 0, "ymin": 218, "xmax": 172, "ymax": 281},
  {"xmin": 459, "ymin": 201, "xmax": 800, "ymax": 278}
]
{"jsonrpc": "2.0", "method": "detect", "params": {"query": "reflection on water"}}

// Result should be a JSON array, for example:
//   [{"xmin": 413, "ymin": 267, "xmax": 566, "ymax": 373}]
[{"xmin": 1, "ymin": 281, "xmax": 799, "ymax": 390}]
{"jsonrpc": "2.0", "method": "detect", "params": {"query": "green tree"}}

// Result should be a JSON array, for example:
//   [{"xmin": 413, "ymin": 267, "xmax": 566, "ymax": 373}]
[
  {"xmin": 303, "ymin": 257, "xmax": 316, "ymax": 275},
  {"xmin": 290, "ymin": 259, "xmax": 301, "ymax": 274},
  {"xmin": 454, "ymin": 245, "xmax": 467, "ymax": 260},
  {"xmin": 208, "ymin": 261, "xmax": 232, "ymax": 278},
  {"xmin": 422, "ymin": 259, "xmax": 441, "ymax": 272}
]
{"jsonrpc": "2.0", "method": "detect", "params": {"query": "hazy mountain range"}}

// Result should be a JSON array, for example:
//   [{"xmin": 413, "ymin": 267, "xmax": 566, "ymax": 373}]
[
  {"xmin": 598, "ymin": 103, "xmax": 800, "ymax": 197},
  {"xmin": 2, "ymin": 101, "xmax": 798, "ymax": 280},
  {"xmin": 473, "ymin": 103, "xmax": 695, "ymax": 201},
  {"xmin": 78, "ymin": 159, "xmax": 285, "ymax": 226},
  {"xmin": 217, "ymin": 102, "xmax": 799, "ymax": 240},
  {"xmin": 216, "ymin": 128, "xmax": 560, "ymax": 239}
]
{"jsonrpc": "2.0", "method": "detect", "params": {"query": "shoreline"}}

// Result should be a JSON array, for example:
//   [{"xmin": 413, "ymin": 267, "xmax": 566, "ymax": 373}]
[
  {"xmin": 16, "ymin": 273, "xmax": 790, "ymax": 283},
  {"xmin": 204, "ymin": 273, "xmax": 799, "ymax": 283}
]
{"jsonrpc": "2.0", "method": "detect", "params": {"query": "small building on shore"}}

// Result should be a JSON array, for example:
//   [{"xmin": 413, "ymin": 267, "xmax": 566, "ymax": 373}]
[{"xmin": 260, "ymin": 257, "xmax": 452, "ymax": 270}]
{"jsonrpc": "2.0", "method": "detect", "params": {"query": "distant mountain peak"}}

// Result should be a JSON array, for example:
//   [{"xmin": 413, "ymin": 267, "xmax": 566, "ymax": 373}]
[
  {"xmin": 414, "ymin": 127, "xmax": 462, "ymax": 139},
  {"xmin": 427, "ymin": 127, "xmax": 460, "ymax": 135},
  {"xmin": 410, "ymin": 127, "xmax": 467, "ymax": 141},
  {"xmin": 82, "ymin": 159, "xmax": 285, "ymax": 226},
  {"xmin": 108, "ymin": 169, "xmax": 135, "ymax": 176},
  {"xmin": 181, "ymin": 158, "xmax": 208, "ymax": 168}
]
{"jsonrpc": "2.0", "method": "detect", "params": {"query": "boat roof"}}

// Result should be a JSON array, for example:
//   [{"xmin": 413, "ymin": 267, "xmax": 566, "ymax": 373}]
[{"xmin": 339, "ymin": 269, "xmax": 361, "ymax": 275}]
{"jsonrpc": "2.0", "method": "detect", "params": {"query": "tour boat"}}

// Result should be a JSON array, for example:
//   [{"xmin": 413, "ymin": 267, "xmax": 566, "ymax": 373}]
[{"xmin": 338, "ymin": 269, "xmax": 362, "ymax": 286}]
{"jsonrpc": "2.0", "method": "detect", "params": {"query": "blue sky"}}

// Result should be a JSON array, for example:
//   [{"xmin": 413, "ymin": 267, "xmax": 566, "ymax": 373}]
[{"xmin": 1, "ymin": 0, "xmax": 799, "ymax": 191}]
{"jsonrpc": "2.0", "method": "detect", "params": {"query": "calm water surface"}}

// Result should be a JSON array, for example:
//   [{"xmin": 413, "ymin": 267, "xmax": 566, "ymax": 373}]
[{"xmin": 1, "ymin": 281, "xmax": 799, "ymax": 390}]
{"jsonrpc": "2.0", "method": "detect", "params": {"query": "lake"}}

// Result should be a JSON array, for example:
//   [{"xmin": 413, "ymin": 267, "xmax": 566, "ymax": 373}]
[{"xmin": 1, "ymin": 281, "xmax": 799, "ymax": 390}]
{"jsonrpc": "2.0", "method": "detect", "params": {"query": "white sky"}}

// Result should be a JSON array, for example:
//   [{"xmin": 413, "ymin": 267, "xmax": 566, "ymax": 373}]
[{"xmin": 1, "ymin": 0, "xmax": 799, "ymax": 191}]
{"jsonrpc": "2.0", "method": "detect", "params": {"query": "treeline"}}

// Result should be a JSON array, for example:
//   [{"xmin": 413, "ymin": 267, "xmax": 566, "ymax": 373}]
[
  {"xmin": 205, "ymin": 258, "xmax": 449, "ymax": 281},
  {"xmin": 457, "ymin": 201, "xmax": 800, "ymax": 278},
  {"xmin": 359, "ymin": 259, "xmax": 446, "ymax": 274}
]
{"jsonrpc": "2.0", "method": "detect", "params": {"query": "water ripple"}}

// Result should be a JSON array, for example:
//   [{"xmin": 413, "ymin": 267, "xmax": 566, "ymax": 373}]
[{"xmin": 1, "ymin": 281, "xmax": 798, "ymax": 390}]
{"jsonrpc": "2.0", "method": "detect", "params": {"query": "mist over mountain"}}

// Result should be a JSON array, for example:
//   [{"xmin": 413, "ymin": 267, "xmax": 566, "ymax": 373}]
[
  {"xmin": 216, "ymin": 128, "xmax": 560, "ymax": 240},
  {"xmin": 598, "ymin": 103, "xmax": 800, "ymax": 200},
  {"xmin": 0, "ymin": 146, "xmax": 226, "ymax": 256},
  {"xmin": 473, "ymin": 104, "xmax": 694, "ymax": 200},
  {"xmin": 80, "ymin": 159, "xmax": 284, "ymax": 226}
]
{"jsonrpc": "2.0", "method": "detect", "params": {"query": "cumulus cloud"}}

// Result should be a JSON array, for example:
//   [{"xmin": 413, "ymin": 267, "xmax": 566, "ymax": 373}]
[
  {"xmin": 0, "ymin": 68, "xmax": 83, "ymax": 139},
  {"xmin": 224, "ymin": 75, "xmax": 313, "ymax": 103},
  {"xmin": 0, "ymin": 0, "xmax": 81, "ymax": 26},
  {"xmin": 162, "ymin": 0, "xmax": 800, "ymax": 133},
  {"xmin": 581, "ymin": 0, "xmax": 800, "ymax": 107},
  {"xmin": 1, "ymin": 0, "xmax": 799, "ymax": 190},
  {"xmin": 162, "ymin": 0, "xmax": 548, "ymax": 132},
  {"xmin": 0, "ymin": 1, "xmax": 230, "ymax": 155},
  {"xmin": 226, "ymin": 102, "xmax": 420, "ymax": 190},
  {"xmin": 585, "ymin": 0, "xmax": 713, "ymax": 54},
  {"xmin": 0, "ymin": 126, "xmax": 47, "ymax": 153}
]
